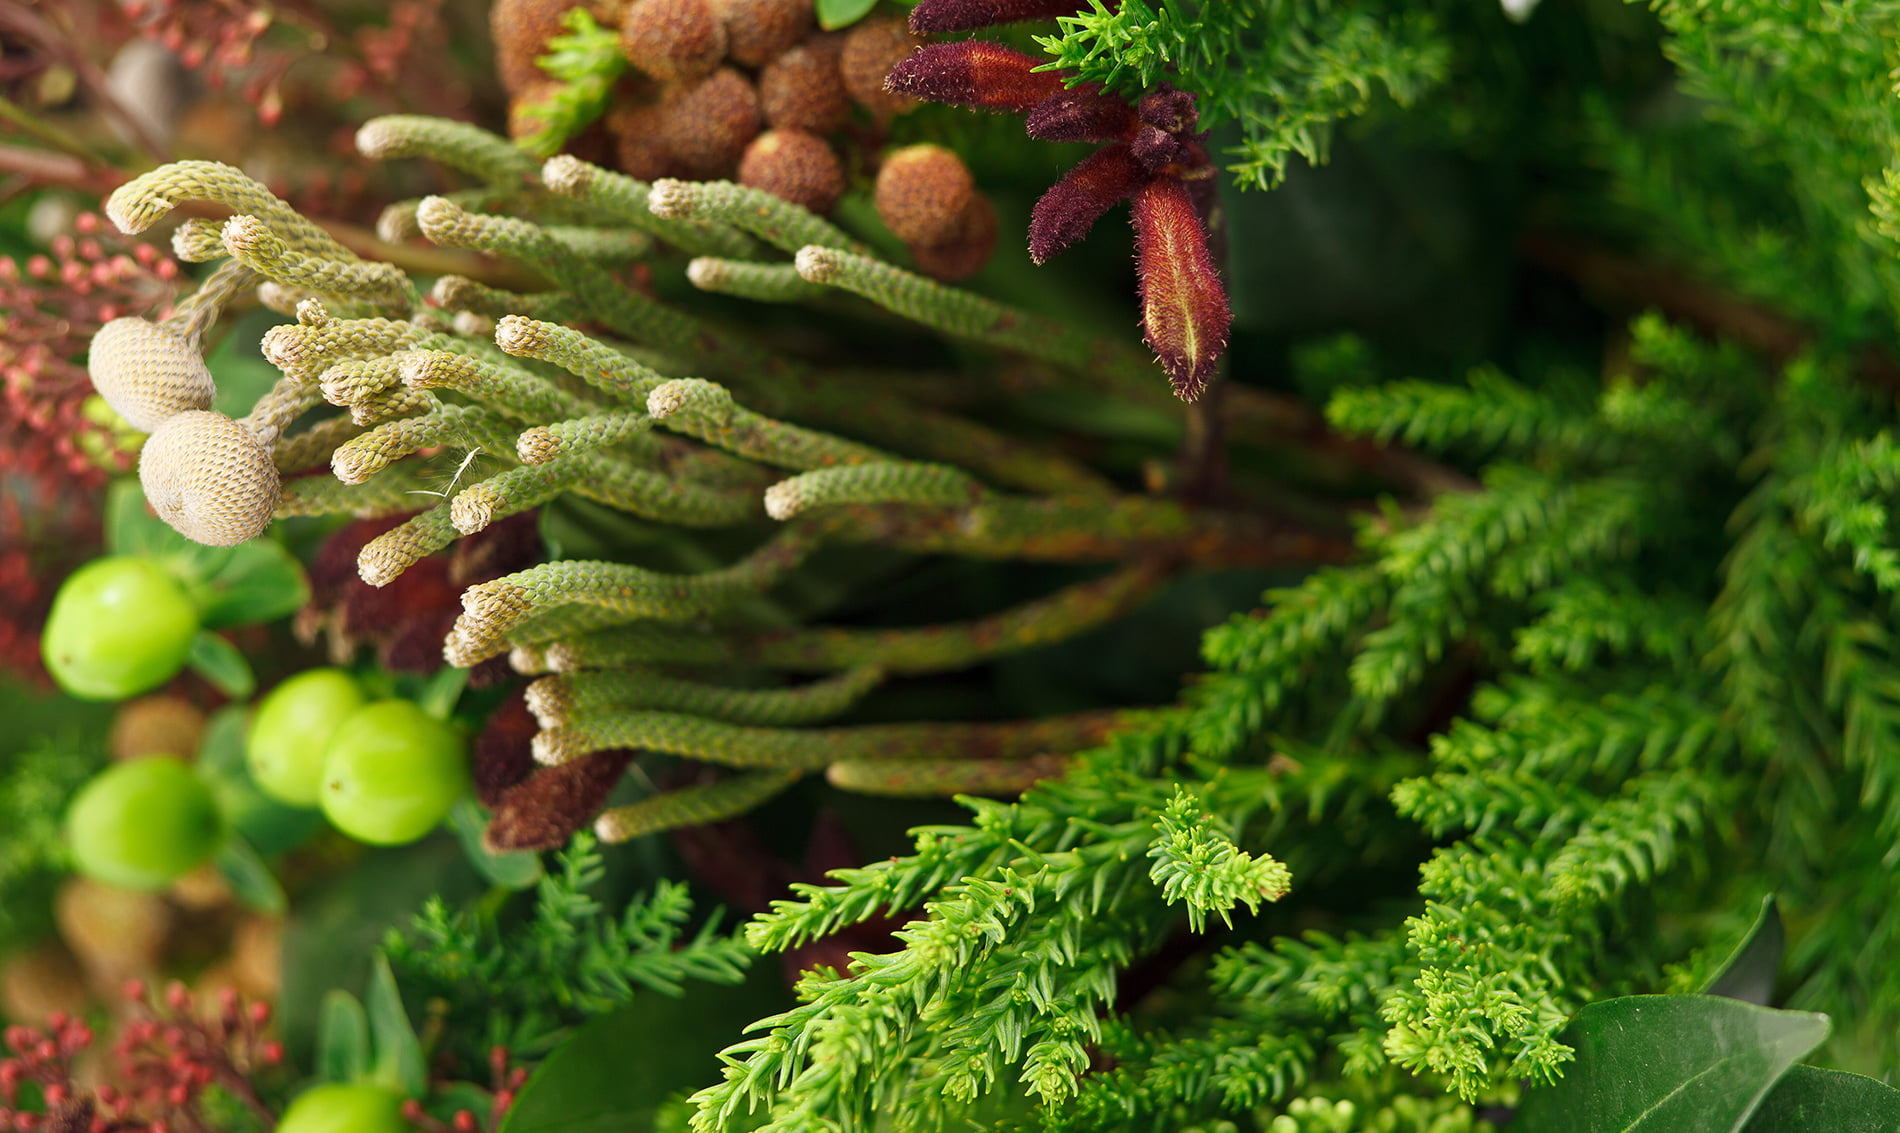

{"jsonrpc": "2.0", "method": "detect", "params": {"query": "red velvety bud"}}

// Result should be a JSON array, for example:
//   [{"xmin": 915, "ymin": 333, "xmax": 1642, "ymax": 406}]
[
  {"xmin": 884, "ymin": 41, "xmax": 1064, "ymax": 114},
  {"xmin": 1130, "ymin": 178, "xmax": 1230, "ymax": 401},
  {"xmin": 1137, "ymin": 83, "xmax": 1198, "ymax": 133},
  {"xmin": 483, "ymin": 751, "xmax": 635, "ymax": 852},
  {"xmin": 1028, "ymin": 142, "xmax": 1146, "ymax": 264},
  {"xmin": 908, "ymin": 0, "xmax": 1092, "ymax": 33},
  {"xmin": 1025, "ymin": 85, "xmax": 1138, "ymax": 142}
]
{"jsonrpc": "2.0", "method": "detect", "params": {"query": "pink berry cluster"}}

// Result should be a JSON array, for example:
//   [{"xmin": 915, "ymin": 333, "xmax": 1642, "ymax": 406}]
[
  {"xmin": 0, "ymin": 981, "xmax": 282, "ymax": 1133},
  {"xmin": 399, "ymin": 1046, "xmax": 529, "ymax": 1133}
]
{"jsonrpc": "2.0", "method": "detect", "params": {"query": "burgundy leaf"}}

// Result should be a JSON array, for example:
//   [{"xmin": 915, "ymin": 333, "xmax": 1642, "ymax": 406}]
[
  {"xmin": 1028, "ymin": 142, "xmax": 1147, "ymax": 264},
  {"xmin": 484, "ymin": 750, "xmax": 634, "ymax": 853},
  {"xmin": 1025, "ymin": 85, "xmax": 1138, "ymax": 142},
  {"xmin": 1131, "ymin": 177, "xmax": 1230, "ymax": 401},
  {"xmin": 884, "ymin": 41, "xmax": 1065, "ymax": 114},
  {"xmin": 909, "ymin": 0, "xmax": 1092, "ymax": 33}
]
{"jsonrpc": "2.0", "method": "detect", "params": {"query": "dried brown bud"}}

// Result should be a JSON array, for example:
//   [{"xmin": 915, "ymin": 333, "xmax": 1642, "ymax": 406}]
[
  {"xmin": 840, "ymin": 17, "xmax": 924, "ymax": 118},
  {"xmin": 605, "ymin": 93, "xmax": 678, "ymax": 181},
  {"xmin": 909, "ymin": 192, "xmax": 998, "ymax": 282},
  {"xmin": 620, "ymin": 0, "xmax": 726, "ymax": 81},
  {"xmin": 874, "ymin": 143, "xmax": 975, "ymax": 246},
  {"xmin": 758, "ymin": 34, "xmax": 850, "ymax": 133},
  {"xmin": 739, "ymin": 130, "xmax": 845, "ymax": 214},
  {"xmin": 139, "ymin": 410, "xmax": 282, "ymax": 546},
  {"xmin": 507, "ymin": 78, "xmax": 567, "ymax": 143},
  {"xmin": 709, "ymin": 0, "xmax": 813, "ymax": 66},
  {"xmin": 110, "ymin": 696, "xmax": 207, "ymax": 762},
  {"xmin": 485, "ymin": 751, "xmax": 634, "ymax": 852},
  {"xmin": 87, "ymin": 317, "xmax": 216, "ymax": 432},
  {"xmin": 474, "ymin": 691, "xmax": 539, "ymax": 808},
  {"xmin": 491, "ymin": 0, "xmax": 582, "ymax": 95},
  {"xmin": 658, "ymin": 67, "xmax": 763, "ymax": 178}
]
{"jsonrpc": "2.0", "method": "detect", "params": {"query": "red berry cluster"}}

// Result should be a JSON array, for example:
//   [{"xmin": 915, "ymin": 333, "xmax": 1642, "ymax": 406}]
[
  {"xmin": 887, "ymin": 0, "xmax": 1233, "ymax": 400},
  {"xmin": 0, "ymin": 982, "xmax": 282, "ymax": 1133},
  {"xmin": 399, "ymin": 1046, "xmax": 529, "ymax": 1133}
]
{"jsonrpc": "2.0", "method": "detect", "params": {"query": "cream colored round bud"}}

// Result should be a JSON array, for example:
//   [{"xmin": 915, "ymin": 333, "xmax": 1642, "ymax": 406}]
[
  {"xmin": 87, "ymin": 317, "xmax": 216, "ymax": 432},
  {"xmin": 138, "ymin": 410, "xmax": 281, "ymax": 546}
]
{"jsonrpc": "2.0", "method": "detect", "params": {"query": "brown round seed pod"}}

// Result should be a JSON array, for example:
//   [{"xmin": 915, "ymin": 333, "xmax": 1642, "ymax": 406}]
[
  {"xmin": 231, "ymin": 915, "xmax": 283, "ymax": 1001},
  {"xmin": 739, "ymin": 130, "xmax": 846, "ymax": 214},
  {"xmin": 139, "ymin": 410, "xmax": 281, "ymax": 547},
  {"xmin": 709, "ymin": 0, "xmax": 813, "ymax": 67},
  {"xmin": 875, "ymin": 143, "xmax": 975, "ymax": 246},
  {"xmin": 110, "ymin": 695, "xmax": 207, "ymax": 762},
  {"xmin": 55, "ymin": 877, "xmax": 171, "ymax": 983},
  {"xmin": 490, "ymin": 0, "xmax": 580, "ymax": 95},
  {"xmin": 605, "ymin": 93, "xmax": 679, "ymax": 180},
  {"xmin": 0, "ymin": 941, "xmax": 90, "ymax": 1025},
  {"xmin": 657, "ymin": 67, "xmax": 762, "ymax": 179},
  {"xmin": 620, "ymin": 0, "xmax": 726, "ymax": 81},
  {"xmin": 840, "ymin": 16, "xmax": 923, "ymax": 118},
  {"xmin": 506, "ymin": 77, "xmax": 565, "ymax": 143},
  {"xmin": 87, "ymin": 317, "xmax": 216, "ymax": 433},
  {"xmin": 759, "ymin": 34, "xmax": 850, "ymax": 133},
  {"xmin": 911, "ymin": 192, "xmax": 998, "ymax": 283}
]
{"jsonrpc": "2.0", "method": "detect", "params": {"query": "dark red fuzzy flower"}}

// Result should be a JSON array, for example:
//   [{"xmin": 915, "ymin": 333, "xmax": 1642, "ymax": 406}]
[{"xmin": 888, "ymin": 3, "xmax": 1230, "ymax": 400}]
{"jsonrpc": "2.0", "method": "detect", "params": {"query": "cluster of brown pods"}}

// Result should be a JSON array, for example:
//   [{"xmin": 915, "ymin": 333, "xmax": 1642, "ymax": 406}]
[{"xmin": 490, "ymin": 0, "xmax": 998, "ymax": 279}]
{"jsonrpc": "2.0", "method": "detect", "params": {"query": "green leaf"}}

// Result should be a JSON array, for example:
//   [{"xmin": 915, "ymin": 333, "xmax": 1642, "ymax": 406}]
[
  {"xmin": 815, "ymin": 0, "xmax": 879, "ymax": 30},
  {"xmin": 501, "ymin": 966, "xmax": 789, "ymax": 1133},
  {"xmin": 1703, "ymin": 895, "xmax": 1784, "ymax": 1005},
  {"xmin": 1742, "ymin": 1065, "xmax": 1900, "ymax": 1131},
  {"xmin": 316, "ymin": 990, "xmax": 372, "ymax": 1085},
  {"xmin": 215, "ymin": 835, "xmax": 287, "ymax": 914},
  {"xmin": 186, "ymin": 631, "xmax": 256, "ymax": 699},
  {"xmin": 195, "ymin": 538, "xmax": 311, "ymax": 630},
  {"xmin": 449, "ymin": 796, "xmax": 543, "ymax": 890},
  {"xmin": 1512, "ymin": 995, "xmax": 1830, "ymax": 1133},
  {"xmin": 366, "ymin": 951, "xmax": 428, "ymax": 1098},
  {"xmin": 416, "ymin": 665, "xmax": 471, "ymax": 722},
  {"xmin": 197, "ymin": 706, "xmax": 325, "ymax": 856}
]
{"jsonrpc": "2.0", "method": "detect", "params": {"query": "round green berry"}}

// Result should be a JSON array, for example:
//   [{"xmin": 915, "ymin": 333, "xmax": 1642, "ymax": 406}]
[
  {"xmin": 42, "ymin": 555, "xmax": 199, "ymax": 702},
  {"xmin": 276, "ymin": 1082, "xmax": 409, "ymax": 1133},
  {"xmin": 247, "ymin": 668, "xmax": 367, "ymax": 808},
  {"xmin": 65, "ymin": 756, "xmax": 224, "ymax": 890},
  {"xmin": 318, "ymin": 700, "xmax": 469, "ymax": 846}
]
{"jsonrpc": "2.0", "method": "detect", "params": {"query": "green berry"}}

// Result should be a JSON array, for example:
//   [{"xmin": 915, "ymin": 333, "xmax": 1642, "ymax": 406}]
[
  {"xmin": 277, "ymin": 1082, "xmax": 409, "ymax": 1133},
  {"xmin": 247, "ymin": 668, "xmax": 367, "ymax": 807},
  {"xmin": 319, "ymin": 700, "xmax": 469, "ymax": 846},
  {"xmin": 65, "ymin": 756, "xmax": 224, "ymax": 890},
  {"xmin": 42, "ymin": 555, "xmax": 200, "ymax": 702}
]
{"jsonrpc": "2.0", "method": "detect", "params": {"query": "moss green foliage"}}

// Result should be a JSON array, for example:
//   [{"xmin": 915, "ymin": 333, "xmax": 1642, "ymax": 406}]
[{"xmin": 384, "ymin": 833, "xmax": 751, "ymax": 1060}]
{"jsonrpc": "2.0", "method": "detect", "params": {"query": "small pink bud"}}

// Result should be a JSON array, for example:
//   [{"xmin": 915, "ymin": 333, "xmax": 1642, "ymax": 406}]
[
  {"xmin": 884, "ymin": 41, "xmax": 1064, "ymax": 114},
  {"xmin": 908, "ymin": 0, "xmax": 1090, "ymax": 33},
  {"xmin": 1028, "ymin": 142, "xmax": 1146, "ymax": 264},
  {"xmin": 1130, "ymin": 178, "xmax": 1229, "ymax": 401}
]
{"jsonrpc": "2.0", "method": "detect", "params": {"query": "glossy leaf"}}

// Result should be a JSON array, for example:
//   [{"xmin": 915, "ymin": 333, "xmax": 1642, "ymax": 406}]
[
  {"xmin": 366, "ymin": 951, "xmax": 428, "ymax": 1098},
  {"xmin": 214, "ymin": 835, "xmax": 287, "ymax": 914},
  {"xmin": 1742, "ymin": 1065, "xmax": 1900, "ymax": 1131},
  {"xmin": 195, "ymin": 538, "xmax": 311, "ymax": 630},
  {"xmin": 500, "ymin": 967, "xmax": 789, "ymax": 1133},
  {"xmin": 187, "ymin": 630, "xmax": 256, "ymax": 699},
  {"xmin": 316, "ymin": 990, "xmax": 372, "ymax": 1085},
  {"xmin": 1512, "ymin": 995, "xmax": 1830, "ymax": 1133},
  {"xmin": 815, "ymin": 0, "xmax": 879, "ymax": 30},
  {"xmin": 1704, "ymin": 895, "xmax": 1784, "ymax": 1005},
  {"xmin": 449, "ymin": 796, "xmax": 544, "ymax": 889}
]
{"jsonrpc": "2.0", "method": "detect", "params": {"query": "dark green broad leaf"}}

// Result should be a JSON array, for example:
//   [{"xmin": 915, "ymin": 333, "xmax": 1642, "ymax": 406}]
[
  {"xmin": 1742, "ymin": 1065, "xmax": 1900, "ymax": 1131},
  {"xmin": 194, "ymin": 538, "xmax": 310, "ymax": 630},
  {"xmin": 214, "ymin": 835, "xmax": 287, "ymax": 914},
  {"xmin": 316, "ymin": 990, "xmax": 372, "ymax": 1085},
  {"xmin": 366, "ymin": 951, "xmax": 429, "ymax": 1098},
  {"xmin": 816, "ymin": 0, "xmax": 879, "ymax": 30},
  {"xmin": 449, "ymin": 796, "xmax": 543, "ymax": 890},
  {"xmin": 1703, "ymin": 895, "xmax": 1784, "ymax": 1005},
  {"xmin": 187, "ymin": 630, "xmax": 256, "ymax": 699},
  {"xmin": 501, "ymin": 966, "xmax": 788, "ymax": 1133},
  {"xmin": 1511, "ymin": 995, "xmax": 1830, "ymax": 1133}
]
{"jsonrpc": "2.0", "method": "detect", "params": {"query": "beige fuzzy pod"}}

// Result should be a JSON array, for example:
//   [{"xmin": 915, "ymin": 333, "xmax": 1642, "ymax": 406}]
[
  {"xmin": 620, "ymin": 0, "xmax": 727, "ymax": 81},
  {"xmin": 759, "ymin": 34, "xmax": 850, "ymax": 133},
  {"xmin": 911, "ymin": 193, "xmax": 1000, "ymax": 283},
  {"xmin": 840, "ymin": 17, "xmax": 923, "ymax": 118},
  {"xmin": 86, "ymin": 317, "xmax": 217, "ymax": 432},
  {"xmin": 657, "ymin": 67, "xmax": 763, "ymax": 179},
  {"xmin": 139, "ymin": 410, "xmax": 282, "ymax": 546},
  {"xmin": 875, "ymin": 144, "xmax": 976, "ymax": 246}
]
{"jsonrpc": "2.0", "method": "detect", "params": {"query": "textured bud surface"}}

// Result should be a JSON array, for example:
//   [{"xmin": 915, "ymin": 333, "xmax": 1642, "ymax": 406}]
[
  {"xmin": 875, "ymin": 144, "xmax": 976, "ymax": 246},
  {"xmin": 738, "ymin": 131, "xmax": 845, "ymax": 215},
  {"xmin": 620, "ymin": 0, "xmax": 727, "ymax": 81},
  {"xmin": 759, "ymin": 36, "xmax": 850, "ymax": 133},
  {"xmin": 840, "ymin": 17, "xmax": 924, "ymax": 117},
  {"xmin": 87, "ymin": 318, "xmax": 218, "ymax": 432},
  {"xmin": 710, "ymin": 0, "xmax": 812, "ymax": 66},
  {"xmin": 659, "ymin": 68, "xmax": 762, "ymax": 180},
  {"xmin": 139, "ymin": 410, "xmax": 281, "ymax": 546}
]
